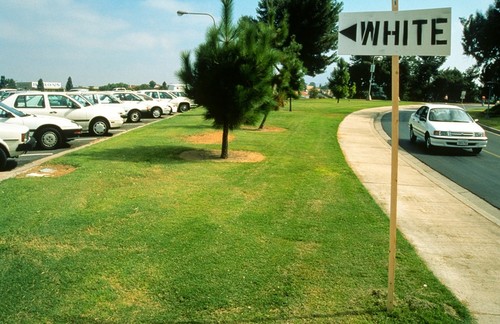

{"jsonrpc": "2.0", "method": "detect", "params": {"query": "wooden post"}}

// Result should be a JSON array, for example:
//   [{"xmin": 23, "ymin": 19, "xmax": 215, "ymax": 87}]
[{"xmin": 387, "ymin": 0, "xmax": 399, "ymax": 312}]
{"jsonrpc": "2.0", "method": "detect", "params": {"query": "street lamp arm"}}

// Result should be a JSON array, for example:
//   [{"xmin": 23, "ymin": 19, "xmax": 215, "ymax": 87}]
[{"xmin": 177, "ymin": 10, "xmax": 216, "ymax": 26}]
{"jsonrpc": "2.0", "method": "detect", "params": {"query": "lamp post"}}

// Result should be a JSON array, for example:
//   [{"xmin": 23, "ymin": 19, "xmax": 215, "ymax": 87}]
[
  {"xmin": 177, "ymin": 10, "xmax": 216, "ymax": 26},
  {"xmin": 486, "ymin": 81, "xmax": 495, "ymax": 119},
  {"xmin": 367, "ymin": 56, "xmax": 382, "ymax": 100}
]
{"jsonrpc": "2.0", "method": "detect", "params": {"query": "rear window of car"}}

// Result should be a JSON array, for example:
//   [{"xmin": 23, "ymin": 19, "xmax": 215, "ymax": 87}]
[{"xmin": 15, "ymin": 95, "xmax": 45, "ymax": 108}]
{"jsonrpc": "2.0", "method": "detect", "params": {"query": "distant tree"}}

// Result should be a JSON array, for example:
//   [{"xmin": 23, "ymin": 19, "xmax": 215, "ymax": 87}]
[
  {"xmin": 349, "ymin": 82, "xmax": 357, "ymax": 100},
  {"xmin": 254, "ymin": 1, "xmax": 305, "ymax": 127},
  {"xmin": 328, "ymin": 58, "xmax": 350, "ymax": 103},
  {"xmin": 463, "ymin": 66, "xmax": 481, "ymax": 102},
  {"xmin": 65, "ymin": 77, "xmax": 74, "ymax": 91},
  {"xmin": 0, "ymin": 76, "xmax": 19, "ymax": 89},
  {"xmin": 149, "ymin": 80, "xmax": 156, "ymax": 89},
  {"xmin": 257, "ymin": 0, "xmax": 342, "ymax": 76},
  {"xmin": 348, "ymin": 56, "xmax": 391, "ymax": 99},
  {"xmin": 432, "ymin": 68, "xmax": 467, "ymax": 102},
  {"xmin": 161, "ymin": 81, "xmax": 167, "ymax": 89},
  {"xmin": 403, "ymin": 56, "xmax": 446, "ymax": 101},
  {"xmin": 37, "ymin": 79, "xmax": 44, "ymax": 91},
  {"xmin": 308, "ymin": 86, "xmax": 319, "ymax": 98},
  {"xmin": 178, "ymin": 0, "xmax": 278, "ymax": 158},
  {"xmin": 98, "ymin": 83, "xmax": 129, "ymax": 91},
  {"xmin": 461, "ymin": 0, "xmax": 500, "ymax": 85}
]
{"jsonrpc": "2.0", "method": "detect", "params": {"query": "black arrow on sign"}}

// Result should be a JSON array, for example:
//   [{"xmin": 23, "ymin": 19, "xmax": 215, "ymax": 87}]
[{"xmin": 340, "ymin": 23, "xmax": 357, "ymax": 42}]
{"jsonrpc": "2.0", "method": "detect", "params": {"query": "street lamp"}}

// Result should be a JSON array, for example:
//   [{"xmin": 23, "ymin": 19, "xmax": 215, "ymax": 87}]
[
  {"xmin": 486, "ymin": 81, "xmax": 495, "ymax": 119},
  {"xmin": 177, "ymin": 10, "xmax": 216, "ymax": 26},
  {"xmin": 367, "ymin": 56, "xmax": 383, "ymax": 101}
]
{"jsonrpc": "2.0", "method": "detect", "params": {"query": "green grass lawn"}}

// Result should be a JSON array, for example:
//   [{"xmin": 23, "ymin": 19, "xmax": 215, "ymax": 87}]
[
  {"xmin": 0, "ymin": 99, "xmax": 472, "ymax": 323},
  {"xmin": 468, "ymin": 107, "xmax": 500, "ymax": 130}
]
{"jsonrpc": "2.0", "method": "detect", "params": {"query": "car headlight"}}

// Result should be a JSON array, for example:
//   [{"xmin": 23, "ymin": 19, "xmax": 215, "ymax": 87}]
[
  {"xmin": 474, "ymin": 132, "xmax": 485, "ymax": 137},
  {"xmin": 433, "ymin": 130, "xmax": 450, "ymax": 136}
]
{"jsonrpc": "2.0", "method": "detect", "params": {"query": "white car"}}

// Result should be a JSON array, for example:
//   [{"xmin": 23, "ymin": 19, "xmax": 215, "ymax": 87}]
[
  {"xmin": 0, "ymin": 123, "xmax": 36, "ymax": 170},
  {"xmin": 110, "ymin": 91, "xmax": 152, "ymax": 120},
  {"xmin": 74, "ymin": 91, "xmax": 143, "ymax": 123},
  {"xmin": 67, "ymin": 92, "xmax": 128, "ymax": 121},
  {"xmin": 0, "ymin": 102, "xmax": 82, "ymax": 150},
  {"xmin": 2, "ymin": 92, "xmax": 124, "ymax": 136},
  {"xmin": 135, "ymin": 92, "xmax": 172, "ymax": 117},
  {"xmin": 137, "ymin": 89, "xmax": 196, "ymax": 113},
  {"xmin": 409, "ymin": 104, "xmax": 488, "ymax": 154}
]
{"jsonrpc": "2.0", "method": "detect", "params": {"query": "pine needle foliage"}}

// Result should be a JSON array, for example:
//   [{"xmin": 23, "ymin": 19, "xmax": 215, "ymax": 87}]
[{"xmin": 178, "ymin": 0, "xmax": 278, "ymax": 158}]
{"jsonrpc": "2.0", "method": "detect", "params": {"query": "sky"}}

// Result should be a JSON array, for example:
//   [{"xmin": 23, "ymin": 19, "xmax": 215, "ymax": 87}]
[{"xmin": 0, "ymin": 0, "xmax": 494, "ymax": 88}]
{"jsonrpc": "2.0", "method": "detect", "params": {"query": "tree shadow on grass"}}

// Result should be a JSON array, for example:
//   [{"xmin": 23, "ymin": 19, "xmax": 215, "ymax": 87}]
[
  {"xmin": 73, "ymin": 145, "xmax": 201, "ymax": 165},
  {"xmin": 73, "ymin": 144, "xmax": 264, "ymax": 165}
]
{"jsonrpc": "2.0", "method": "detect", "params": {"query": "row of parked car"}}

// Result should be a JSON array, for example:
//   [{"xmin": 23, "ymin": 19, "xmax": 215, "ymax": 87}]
[{"xmin": 0, "ymin": 89, "xmax": 197, "ymax": 170}]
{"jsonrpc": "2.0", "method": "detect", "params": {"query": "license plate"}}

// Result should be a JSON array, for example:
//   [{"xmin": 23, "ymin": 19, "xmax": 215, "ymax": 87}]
[{"xmin": 457, "ymin": 140, "xmax": 468, "ymax": 146}]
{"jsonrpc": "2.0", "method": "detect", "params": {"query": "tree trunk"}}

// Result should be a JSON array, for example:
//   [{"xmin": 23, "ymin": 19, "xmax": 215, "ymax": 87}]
[
  {"xmin": 220, "ymin": 122, "xmax": 229, "ymax": 159},
  {"xmin": 258, "ymin": 111, "xmax": 269, "ymax": 130},
  {"xmin": 289, "ymin": 96, "xmax": 292, "ymax": 112}
]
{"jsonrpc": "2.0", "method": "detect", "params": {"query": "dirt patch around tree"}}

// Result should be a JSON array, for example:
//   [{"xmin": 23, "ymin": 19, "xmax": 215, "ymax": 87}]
[
  {"xmin": 240, "ymin": 125, "xmax": 287, "ymax": 133},
  {"xmin": 182, "ymin": 127, "xmax": 285, "ymax": 163},
  {"xmin": 179, "ymin": 149, "xmax": 265, "ymax": 163},
  {"xmin": 186, "ymin": 131, "xmax": 234, "ymax": 144},
  {"xmin": 17, "ymin": 164, "xmax": 76, "ymax": 178}
]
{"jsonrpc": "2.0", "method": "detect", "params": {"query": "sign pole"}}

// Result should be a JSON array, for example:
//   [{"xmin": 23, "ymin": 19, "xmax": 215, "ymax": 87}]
[{"xmin": 387, "ymin": 0, "xmax": 399, "ymax": 312}]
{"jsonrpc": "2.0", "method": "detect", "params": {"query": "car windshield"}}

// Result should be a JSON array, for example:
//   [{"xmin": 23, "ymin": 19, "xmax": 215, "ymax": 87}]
[
  {"xmin": 0, "ymin": 101, "xmax": 27, "ymax": 117},
  {"xmin": 172, "ymin": 91, "xmax": 187, "ymax": 97},
  {"xmin": 69, "ymin": 94, "xmax": 92, "ymax": 106},
  {"xmin": 428, "ymin": 108, "xmax": 473, "ymax": 123},
  {"xmin": 99, "ymin": 94, "xmax": 121, "ymax": 104},
  {"xmin": 137, "ymin": 94, "xmax": 153, "ymax": 101}
]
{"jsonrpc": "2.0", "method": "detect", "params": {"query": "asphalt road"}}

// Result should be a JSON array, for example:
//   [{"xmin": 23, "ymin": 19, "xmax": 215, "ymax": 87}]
[{"xmin": 382, "ymin": 109, "xmax": 500, "ymax": 209}]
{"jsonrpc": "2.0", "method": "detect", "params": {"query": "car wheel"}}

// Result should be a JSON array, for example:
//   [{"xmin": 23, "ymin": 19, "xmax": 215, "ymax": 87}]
[
  {"xmin": 0, "ymin": 149, "xmax": 7, "ymax": 171},
  {"xmin": 90, "ymin": 118, "xmax": 109, "ymax": 136},
  {"xmin": 472, "ymin": 148, "xmax": 482, "ymax": 154},
  {"xmin": 128, "ymin": 110, "xmax": 141, "ymax": 123},
  {"xmin": 425, "ymin": 134, "xmax": 433, "ymax": 151},
  {"xmin": 151, "ymin": 107, "xmax": 162, "ymax": 118},
  {"xmin": 179, "ymin": 103, "xmax": 189, "ymax": 113},
  {"xmin": 409, "ymin": 127, "xmax": 417, "ymax": 144},
  {"xmin": 37, "ymin": 127, "xmax": 62, "ymax": 150}
]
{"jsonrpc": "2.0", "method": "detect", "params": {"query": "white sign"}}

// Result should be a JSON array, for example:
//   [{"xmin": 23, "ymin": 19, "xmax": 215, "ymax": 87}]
[
  {"xmin": 31, "ymin": 81, "xmax": 62, "ymax": 89},
  {"xmin": 338, "ymin": 8, "xmax": 451, "ymax": 56}
]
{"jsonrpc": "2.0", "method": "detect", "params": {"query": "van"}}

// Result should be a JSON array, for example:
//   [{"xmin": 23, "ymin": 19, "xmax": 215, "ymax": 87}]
[{"xmin": 167, "ymin": 84, "xmax": 186, "ymax": 92}]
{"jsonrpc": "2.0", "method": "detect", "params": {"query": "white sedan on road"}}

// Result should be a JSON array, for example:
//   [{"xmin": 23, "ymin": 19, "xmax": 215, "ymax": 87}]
[{"xmin": 409, "ymin": 104, "xmax": 488, "ymax": 154}]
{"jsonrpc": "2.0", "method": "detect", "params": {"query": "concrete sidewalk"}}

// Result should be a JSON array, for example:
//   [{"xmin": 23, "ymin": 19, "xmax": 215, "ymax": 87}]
[{"xmin": 338, "ymin": 107, "xmax": 500, "ymax": 323}]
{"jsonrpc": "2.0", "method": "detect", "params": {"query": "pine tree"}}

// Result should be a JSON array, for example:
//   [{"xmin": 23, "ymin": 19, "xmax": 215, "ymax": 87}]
[
  {"xmin": 37, "ymin": 79, "xmax": 45, "ymax": 91},
  {"xmin": 177, "ymin": 0, "xmax": 278, "ymax": 159},
  {"xmin": 328, "ymin": 58, "xmax": 350, "ymax": 103},
  {"xmin": 65, "ymin": 77, "xmax": 73, "ymax": 91}
]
